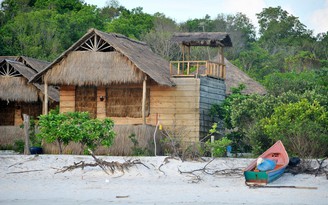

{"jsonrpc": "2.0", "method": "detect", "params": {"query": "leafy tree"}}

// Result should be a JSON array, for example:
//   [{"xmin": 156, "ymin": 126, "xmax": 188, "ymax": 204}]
[
  {"xmin": 105, "ymin": 7, "xmax": 154, "ymax": 40},
  {"xmin": 262, "ymin": 99, "xmax": 328, "ymax": 158},
  {"xmin": 99, "ymin": 0, "xmax": 126, "ymax": 22},
  {"xmin": 38, "ymin": 111, "xmax": 115, "ymax": 154},
  {"xmin": 257, "ymin": 6, "xmax": 310, "ymax": 53},
  {"xmin": 263, "ymin": 71, "xmax": 317, "ymax": 96},
  {"xmin": 34, "ymin": 0, "xmax": 84, "ymax": 13},
  {"xmin": 284, "ymin": 51, "xmax": 320, "ymax": 72},
  {"xmin": 141, "ymin": 13, "xmax": 180, "ymax": 60},
  {"xmin": 0, "ymin": 3, "xmax": 103, "ymax": 59},
  {"xmin": 209, "ymin": 84, "xmax": 250, "ymax": 152}
]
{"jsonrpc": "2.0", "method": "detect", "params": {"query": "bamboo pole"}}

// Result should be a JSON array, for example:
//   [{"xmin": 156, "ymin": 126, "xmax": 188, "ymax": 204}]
[
  {"xmin": 142, "ymin": 76, "xmax": 147, "ymax": 125},
  {"xmin": 44, "ymin": 81, "xmax": 48, "ymax": 114},
  {"xmin": 220, "ymin": 47, "xmax": 225, "ymax": 79}
]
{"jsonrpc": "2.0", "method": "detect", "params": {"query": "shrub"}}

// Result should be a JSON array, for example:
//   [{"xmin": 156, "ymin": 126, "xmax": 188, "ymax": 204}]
[
  {"xmin": 38, "ymin": 111, "xmax": 116, "ymax": 154},
  {"xmin": 205, "ymin": 137, "xmax": 232, "ymax": 157},
  {"xmin": 262, "ymin": 99, "xmax": 328, "ymax": 158}
]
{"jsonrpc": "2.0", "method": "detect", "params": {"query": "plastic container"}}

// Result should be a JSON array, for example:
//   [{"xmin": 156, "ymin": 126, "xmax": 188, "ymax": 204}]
[{"xmin": 29, "ymin": 147, "xmax": 43, "ymax": 155}]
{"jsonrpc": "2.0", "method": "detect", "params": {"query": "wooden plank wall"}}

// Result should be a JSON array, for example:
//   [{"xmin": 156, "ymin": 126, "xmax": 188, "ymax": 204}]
[
  {"xmin": 59, "ymin": 85, "xmax": 75, "ymax": 113},
  {"xmin": 149, "ymin": 78, "xmax": 200, "ymax": 143},
  {"xmin": 199, "ymin": 76, "xmax": 226, "ymax": 138},
  {"xmin": 97, "ymin": 86, "xmax": 106, "ymax": 119}
]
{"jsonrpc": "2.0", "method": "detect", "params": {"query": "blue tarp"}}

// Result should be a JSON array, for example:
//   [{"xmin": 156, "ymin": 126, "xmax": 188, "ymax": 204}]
[{"xmin": 257, "ymin": 158, "xmax": 276, "ymax": 171}]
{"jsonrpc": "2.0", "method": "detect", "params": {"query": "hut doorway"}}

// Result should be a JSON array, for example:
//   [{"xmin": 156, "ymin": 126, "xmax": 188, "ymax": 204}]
[
  {"xmin": 75, "ymin": 86, "xmax": 97, "ymax": 118},
  {"xmin": 0, "ymin": 100, "xmax": 15, "ymax": 125}
]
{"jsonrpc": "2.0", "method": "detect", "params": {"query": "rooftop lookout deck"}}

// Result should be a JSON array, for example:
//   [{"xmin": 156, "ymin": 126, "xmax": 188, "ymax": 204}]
[
  {"xmin": 170, "ymin": 60, "xmax": 226, "ymax": 79},
  {"xmin": 170, "ymin": 32, "xmax": 232, "ymax": 80}
]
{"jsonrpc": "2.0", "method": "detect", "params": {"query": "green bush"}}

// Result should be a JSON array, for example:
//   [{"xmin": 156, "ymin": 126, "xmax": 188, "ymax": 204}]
[
  {"xmin": 262, "ymin": 99, "xmax": 328, "ymax": 158},
  {"xmin": 205, "ymin": 137, "xmax": 232, "ymax": 157},
  {"xmin": 38, "ymin": 111, "xmax": 116, "ymax": 154}
]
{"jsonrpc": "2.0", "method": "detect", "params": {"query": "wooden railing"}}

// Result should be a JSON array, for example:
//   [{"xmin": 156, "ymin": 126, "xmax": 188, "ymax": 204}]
[{"xmin": 169, "ymin": 60, "xmax": 226, "ymax": 79}]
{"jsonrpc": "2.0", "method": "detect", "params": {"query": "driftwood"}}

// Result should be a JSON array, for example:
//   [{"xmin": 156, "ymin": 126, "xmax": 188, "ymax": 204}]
[
  {"xmin": 178, "ymin": 158, "xmax": 243, "ymax": 183},
  {"xmin": 56, "ymin": 149, "xmax": 149, "ymax": 175},
  {"xmin": 247, "ymin": 184, "xmax": 318, "ymax": 190},
  {"xmin": 7, "ymin": 169, "xmax": 44, "ymax": 174},
  {"xmin": 286, "ymin": 158, "xmax": 328, "ymax": 179}
]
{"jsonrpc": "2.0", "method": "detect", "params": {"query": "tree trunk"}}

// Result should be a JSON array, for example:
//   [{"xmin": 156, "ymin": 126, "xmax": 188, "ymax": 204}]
[{"xmin": 57, "ymin": 139, "xmax": 63, "ymax": 154}]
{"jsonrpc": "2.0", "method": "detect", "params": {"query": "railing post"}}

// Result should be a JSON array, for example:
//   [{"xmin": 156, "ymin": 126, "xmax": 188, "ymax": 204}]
[
  {"xmin": 170, "ymin": 62, "xmax": 172, "ymax": 76},
  {"xmin": 177, "ymin": 61, "xmax": 180, "ymax": 75},
  {"xmin": 187, "ymin": 61, "xmax": 190, "ymax": 75}
]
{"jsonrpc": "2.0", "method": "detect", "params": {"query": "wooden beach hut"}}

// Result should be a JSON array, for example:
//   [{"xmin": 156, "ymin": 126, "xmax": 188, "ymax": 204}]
[
  {"xmin": 0, "ymin": 56, "xmax": 59, "ymax": 126},
  {"xmin": 0, "ymin": 56, "xmax": 59, "ymax": 147},
  {"xmin": 30, "ymin": 29, "xmax": 232, "ymax": 154}
]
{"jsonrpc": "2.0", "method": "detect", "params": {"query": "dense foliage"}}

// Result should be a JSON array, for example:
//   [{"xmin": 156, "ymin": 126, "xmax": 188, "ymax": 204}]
[
  {"xmin": 38, "ymin": 110, "xmax": 115, "ymax": 154},
  {"xmin": 1, "ymin": 0, "xmax": 327, "ymax": 157}
]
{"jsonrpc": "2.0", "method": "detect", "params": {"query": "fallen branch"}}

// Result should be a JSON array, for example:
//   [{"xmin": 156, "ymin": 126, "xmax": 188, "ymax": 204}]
[
  {"xmin": 56, "ymin": 150, "xmax": 149, "ymax": 175},
  {"xmin": 7, "ymin": 169, "xmax": 44, "ymax": 174},
  {"xmin": 247, "ymin": 184, "xmax": 318, "ymax": 190},
  {"xmin": 158, "ymin": 156, "xmax": 177, "ymax": 175},
  {"xmin": 178, "ymin": 158, "xmax": 243, "ymax": 183},
  {"xmin": 287, "ymin": 158, "xmax": 328, "ymax": 178}
]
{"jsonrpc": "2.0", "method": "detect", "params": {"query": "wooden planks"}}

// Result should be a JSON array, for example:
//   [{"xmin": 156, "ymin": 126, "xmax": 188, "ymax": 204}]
[
  {"xmin": 97, "ymin": 87, "xmax": 106, "ymax": 119},
  {"xmin": 150, "ymin": 78, "xmax": 201, "ymax": 142},
  {"xmin": 60, "ymin": 85, "xmax": 75, "ymax": 113}
]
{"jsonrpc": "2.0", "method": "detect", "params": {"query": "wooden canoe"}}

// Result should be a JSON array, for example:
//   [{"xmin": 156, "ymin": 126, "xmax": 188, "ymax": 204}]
[{"xmin": 244, "ymin": 140, "xmax": 289, "ymax": 185}]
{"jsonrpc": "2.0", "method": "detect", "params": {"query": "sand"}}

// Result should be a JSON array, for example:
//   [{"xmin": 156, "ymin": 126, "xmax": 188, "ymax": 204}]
[{"xmin": 0, "ymin": 154, "xmax": 327, "ymax": 205}]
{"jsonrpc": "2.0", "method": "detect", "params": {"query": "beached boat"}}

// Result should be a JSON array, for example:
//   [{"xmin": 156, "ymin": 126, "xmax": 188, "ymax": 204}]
[{"xmin": 244, "ymin": 140, "xmax": 289, "ymax": 185}]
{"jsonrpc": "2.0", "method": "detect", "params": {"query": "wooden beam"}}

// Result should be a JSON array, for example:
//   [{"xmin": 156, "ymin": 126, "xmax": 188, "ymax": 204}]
[
  {"xmin": 142, "ymin": 76, "xmax": 147, "ymax": 125},
  {"xmin": 44, "ymin": 81, "xmax": 48, "ymax": 114},
  {"xmin": 23, "ymin": 114, "xmax": 30, "ymax": 155}
]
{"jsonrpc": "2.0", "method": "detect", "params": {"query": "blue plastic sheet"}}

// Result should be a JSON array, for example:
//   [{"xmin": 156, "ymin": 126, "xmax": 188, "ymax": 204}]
[{"xmin": 257, "ymin": 158, "xmax": 276, "ymax": 171}]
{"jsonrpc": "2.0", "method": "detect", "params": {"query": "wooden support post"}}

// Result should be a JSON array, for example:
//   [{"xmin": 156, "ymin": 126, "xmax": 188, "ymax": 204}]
[
  {"xmin": 142, "ymin": 76, "xmax": 147, "ymax": 125},
  {"xmin": 23, "ymin": 114, "xmax": 30, "ymax": 155},
  {"xmin": 220, "ymin": 47, "xmax": 225, "ymax": 79},
  {"xmin": 187, "ymin": 46, "xmax": 191, "ymax": 61},
  {"xmin": 44, "ymin": 81, "xmax": 48, "ymax": 114}
]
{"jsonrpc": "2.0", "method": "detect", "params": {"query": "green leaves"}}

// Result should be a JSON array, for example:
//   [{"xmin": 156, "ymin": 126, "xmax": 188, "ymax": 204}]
[
  {"xmin": 205, "ymin": 137, "xmax": 232, "ymax": 157},
  {"xmin": 37, "ymin": 111, "xmax": 116, "ymax": 154},
  {"xmin": 262, "ymin": 99, "xmax": 328, "ymax": 157}
]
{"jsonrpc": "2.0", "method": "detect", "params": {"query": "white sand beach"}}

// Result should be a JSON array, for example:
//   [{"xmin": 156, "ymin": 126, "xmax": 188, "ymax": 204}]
[{"xmin": 0, "ymin": 154, "xmax": 327, "ymax": 205}]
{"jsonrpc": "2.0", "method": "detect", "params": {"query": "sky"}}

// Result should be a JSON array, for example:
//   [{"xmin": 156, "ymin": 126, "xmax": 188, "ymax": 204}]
[{"xmin": 84, "ymin": 0, "xmax": 328, "ymax": 36}]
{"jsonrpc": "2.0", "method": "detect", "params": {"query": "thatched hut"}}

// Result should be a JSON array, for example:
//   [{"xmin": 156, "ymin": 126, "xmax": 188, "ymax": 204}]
[
  {"xmin": 30, "ymin": 29, "xmax": 232, "ymax": 154},
  {"xmin": 0, "ymin": 57, "xmax": 59, "ymax": 126}
]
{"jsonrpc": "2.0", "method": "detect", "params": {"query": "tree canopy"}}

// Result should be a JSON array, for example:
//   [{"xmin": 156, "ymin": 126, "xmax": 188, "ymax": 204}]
[{"xmin": 1, "ymin": 0, "xmax": 327, "ymax": 157}]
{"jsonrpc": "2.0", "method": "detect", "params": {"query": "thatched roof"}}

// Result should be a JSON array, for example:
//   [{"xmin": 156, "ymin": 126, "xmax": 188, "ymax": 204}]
[
  {"xmin": 225, "ymin": 59, "xmax": 267, "ymax": 95},
  {"xmin": 0, "ymin": 59, "xmax": 59, "ymax": 102},
  {"xmin": 0, "ymin": 56, "xmax": 17, "ymax": 62},
  {"xmin": 17, "ymin": 56, "xmax": 49, "ymax": 73},
  {"xmin": 171, "ymin": 32, "xmax": 232, "ymax": 47},
  {"xmin": 30, "ymin": 29, "xmax": 175, "ymax": 87}
]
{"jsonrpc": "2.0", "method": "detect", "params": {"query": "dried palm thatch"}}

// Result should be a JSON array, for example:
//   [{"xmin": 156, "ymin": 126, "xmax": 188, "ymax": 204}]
[
  {"xmin": 171, "ymin": 32, "xmax": 232, "ymax": 47},
  {"xmin": 225, "ymin": 58, "xmax": 267, "ymax": 95},
  {"xmin": 0, "ymin": 59, "xmax": 59, "ymax": 102},
  {"xmin": 0, "ymin": 56, "xmax": 17, "ymax": 62},
  {"xmin": 44, "ymin": 51, "xmax": 144, "ymax": 86},
  {"xmin": 31, "ymin": 29, "xmax": 175, "ymax": 87},
  {"xmin": 17, "ymin": 56, "xmax": 49, "ymax": 73},
  {"xmin": 0, "ymin": 76, "xmax": 39, "ymax": 102}
]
